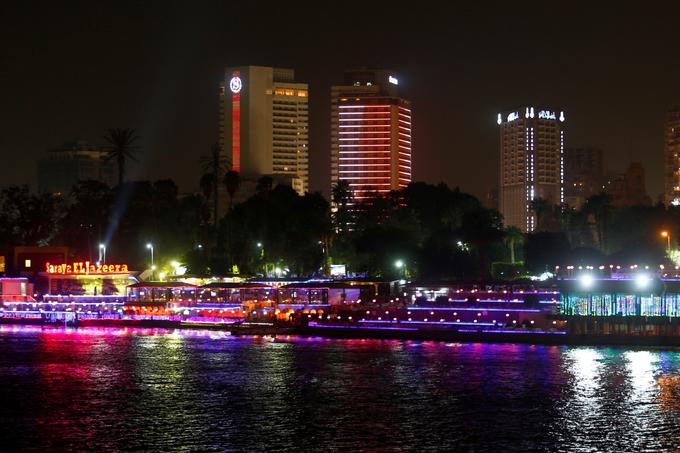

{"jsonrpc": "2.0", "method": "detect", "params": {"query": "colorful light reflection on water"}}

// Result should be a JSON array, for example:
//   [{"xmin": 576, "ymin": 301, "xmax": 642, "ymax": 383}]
[{"xmin": 1, "ymin": 326, "xmax": 680, "ymax": 451}]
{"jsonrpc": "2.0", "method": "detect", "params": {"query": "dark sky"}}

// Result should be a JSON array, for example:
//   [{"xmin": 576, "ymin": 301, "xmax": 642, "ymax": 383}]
[{"xmin": 1, "ymin": 2, "xmax": 679, "ymax": 200}]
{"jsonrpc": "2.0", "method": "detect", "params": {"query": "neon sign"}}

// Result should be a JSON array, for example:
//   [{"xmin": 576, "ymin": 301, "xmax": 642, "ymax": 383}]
[
  {"xmin": 231, "ymin": 70, "xmax": 241, "ymax": 172},
  {"xmin": 229, "ymin": 76, "xmax": 242, "ymax": 93},
  {"xmin": 507, "ymin": 112, "xmax": 519, "ymax": 122},
  {"xmin": 538, "ymin": 110, "xmax": 556, "ymax": 120},
  {"xmin": 46, "ymin": 262, "xmax": 129, "ymax": 275}
]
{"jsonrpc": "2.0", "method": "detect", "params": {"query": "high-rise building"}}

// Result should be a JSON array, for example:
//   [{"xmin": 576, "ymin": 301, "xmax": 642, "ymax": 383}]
[
  {"xmin": 219, "ymin": 66, "xmax": 309, "ymax": 195},
  {"xmin": 664, "ymin": 108, "xmax": 680, "ymax": 206},
  {"xmin": 37, "ymin": 141, "xmax": 116, "ymax": 195},
  {"xmin": 498, "ymin": 107, "xmax": 565, "ymax": 232},
  {"xmin": 564, "ymin": 147, "xmax": 604, "ymax": 208},
  {"xmin": 330, "ymin": 69, "xmax": 412, "ymax": 203}
]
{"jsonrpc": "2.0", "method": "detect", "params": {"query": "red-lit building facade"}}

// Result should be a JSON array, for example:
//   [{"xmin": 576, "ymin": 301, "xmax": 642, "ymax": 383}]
[{"xmin": 330, "ymin": 70, "xmax": 412, "ymax": 203}]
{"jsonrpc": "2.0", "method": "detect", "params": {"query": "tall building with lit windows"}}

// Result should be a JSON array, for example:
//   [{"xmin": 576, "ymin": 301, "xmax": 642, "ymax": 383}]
[
  {"xmin": 330, "ymin": 69, "xmax": 412, "ymax": 202},
  {"xmin": 219, "ymin": 66, "xmax": 309, "ymax": 195},
  {"xmin": 498, "ymin": 107, "xmax": 565, "ymax": 232},
  {"xmin": 664, "ymin": 108, "xmax": 680, "ymax": 206}
]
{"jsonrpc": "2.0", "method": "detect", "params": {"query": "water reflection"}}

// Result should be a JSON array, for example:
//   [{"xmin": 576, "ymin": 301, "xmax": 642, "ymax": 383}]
[{"xmin": 2, "ymin": 327, "xmax": 680, "ymax": 451}]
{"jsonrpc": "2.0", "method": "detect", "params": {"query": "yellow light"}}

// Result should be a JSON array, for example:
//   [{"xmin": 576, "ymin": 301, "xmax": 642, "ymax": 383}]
[{"xmin": 661, "ymin": 231, "xmax": 669, "ymax": 237}]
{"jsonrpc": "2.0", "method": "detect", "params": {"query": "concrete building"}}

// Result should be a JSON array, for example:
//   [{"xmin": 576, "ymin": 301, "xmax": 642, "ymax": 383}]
[
  {"xmin": 218, "ymin": 66, "xmax": 309, "ymax": 196},
  {"xmin": 564, "ymin": 147, "xmax": 604, "ymax": 208},
  {"xmin": 37, "ymin": 141, "xmax": 116, "ymax": 195},
  {"xmin": 605, "ymin": 162, "xmax": 651, "ymax": 207},
  {"xmin": 498, "ymin": 107, "xmax": 565, "ymax": 232},
  {"xmin": 664, "ymin": 108, "xmax": 680, "ymax": 206},
  {"xmin": 330, "ymin": 69, "xmax": 412, "ymax": 203}
]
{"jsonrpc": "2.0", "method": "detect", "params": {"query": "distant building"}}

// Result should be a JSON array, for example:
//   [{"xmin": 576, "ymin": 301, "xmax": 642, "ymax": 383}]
[
  {"xmin": 564, "ymin": 147, "xmax": 604, "ymax": 208},
  {"xmin": 664, "ymin": 108, "xmax": 680, "ymax": 206},
  {"xmin": 218, "ymin": 66, "xmax": 309, "ymax": 196},
  {"xmin": 485, "ymin": 187, "xmax": 499, "ymax": 211},
  {"xmin": 0, "ymin": 246, "xmax": 69, "ymax": 277},
  {"xmin": 37, "ymin": 141, "xmax": 116, "ymax": 195},
  {"xmin": 498, "ymin": 107, "xmax": 565, "ymax": 232},
  {"xmin": 330, "ymin": 69, "xmax": 412, "ymax": 204},
  {"xmin": 605, "ymin": 162, "xmax": 651, "ymax": 207}
]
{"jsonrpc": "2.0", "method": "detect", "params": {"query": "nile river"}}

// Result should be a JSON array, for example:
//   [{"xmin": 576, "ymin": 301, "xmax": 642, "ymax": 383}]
[{"xmin": 1, "ymin": 326, "xmax": 680, "ymax": 452}]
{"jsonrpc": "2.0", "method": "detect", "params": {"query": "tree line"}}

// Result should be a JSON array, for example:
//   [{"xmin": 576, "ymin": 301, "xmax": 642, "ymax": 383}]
[{"xmin": 2, "ymin": 128, "xmax": 677, "ymax": 279}]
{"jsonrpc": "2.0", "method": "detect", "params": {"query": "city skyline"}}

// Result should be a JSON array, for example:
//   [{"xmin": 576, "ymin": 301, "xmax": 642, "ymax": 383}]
[{"xmin": 1, "ymin": 3, "xmax": 680, "ymax": 202}]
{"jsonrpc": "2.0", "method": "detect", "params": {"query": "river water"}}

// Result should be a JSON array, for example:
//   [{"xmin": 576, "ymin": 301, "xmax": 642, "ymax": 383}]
[{"xmin": 1, "ymin": 325, "xmax": 680, "ymax": 452}]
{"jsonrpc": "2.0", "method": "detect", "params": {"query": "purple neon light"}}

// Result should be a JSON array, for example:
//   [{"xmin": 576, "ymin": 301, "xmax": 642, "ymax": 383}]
[
  {"xmin": 309, "ymin": 322, "xmax": 417, "ymax": 331},
  {"xmin": 407, "ymin": 307, "xmax": 543, "ymax": 313},
  {"xmin": 4, "ymin": 301, "xmax": 125, "ymax": 306},
  {"xmin": 358, "ymin": 320, "xmax": 496, "ymax": 327},
  {"xmin": 458, "ymin": 329, "xmax": 567, "ymax": 335}
]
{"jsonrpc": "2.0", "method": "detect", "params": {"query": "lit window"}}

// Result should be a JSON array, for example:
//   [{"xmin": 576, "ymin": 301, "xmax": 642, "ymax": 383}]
[{"xmin": 24, "ymin": 259, "xmax": 31, "ymax": 268}]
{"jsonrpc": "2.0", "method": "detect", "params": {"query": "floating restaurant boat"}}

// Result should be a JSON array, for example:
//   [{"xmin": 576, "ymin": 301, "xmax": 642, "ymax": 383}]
[
  {"xmin": 302, "ymin": 281, "xmax": 568, "ymax": 342},
  {"xmin": 556, "ymin": 270, "xmax": 680, "ymax": 344}
]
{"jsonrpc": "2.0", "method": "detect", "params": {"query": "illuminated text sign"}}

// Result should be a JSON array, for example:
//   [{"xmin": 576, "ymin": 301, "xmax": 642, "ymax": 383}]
[
  {"xmin": 538, "ymin": 110, "xmax": 556, "ymax": 120},
  {"xmin": 388, "ymin": 75, "xmax": 399, "ymax": 85},
  {"xmin": 46, "ymin": 262, "xmax": 129, "ymax": 275}
]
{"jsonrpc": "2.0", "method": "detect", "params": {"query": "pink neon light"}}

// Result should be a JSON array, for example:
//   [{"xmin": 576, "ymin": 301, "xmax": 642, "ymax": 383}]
[
  {"xmin": 338, "ymin": 150, "xmax": 390, "ymax": 153},
  {"xmin": 339, "ymin": 137, "xmax": 390, "ymax": 140},
  {"xmin": 338, "ymin": 111, "xmax": 391, "ymax": 115},
  {"xmin": 339, "ymin": 144, "xmax": 391, "ymax": 148},
  {"xmin": 339, "ymin": 164, "xmax": 391, "ymax": 167},
  {"xmin": 339, "ymin": 125, "xmax": 391, "ymax": 128},
  {"xmin": 338, "ymin": 105, "xmax": 392, "ymax": 108},
  {"xmin": 339, "ymin": 157, "xmax": 391, "ymax": 160}
]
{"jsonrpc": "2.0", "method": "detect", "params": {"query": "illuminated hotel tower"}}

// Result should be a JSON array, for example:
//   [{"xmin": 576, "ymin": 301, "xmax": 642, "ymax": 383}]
[
  {"xmin": 219, "ymin": 66, "xmax": 309, "ymax": 194},
  {"xmin": 498, "ymin": 107, "xmax": 565, "ymax": 232},
  {"xmin": 664, "ymin": 108, "xmax": 680, "ymax": 206},
  {"xmin": 330, "ymin": 69, "xmax": 412, "ymax": 201}
]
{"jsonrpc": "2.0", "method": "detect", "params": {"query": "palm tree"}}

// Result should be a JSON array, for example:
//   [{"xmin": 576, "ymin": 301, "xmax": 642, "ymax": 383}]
[
  {"xmin": 529, "ymin": 197, "xmax": 552, "ymax": 230},
  {"xmin": 200, "ymin": 143, "xmax": 227, "ymax": 225},
  {"xmin": 584, "ymin": 192, "xmax": 613, "ymax": 251},
  {"xmin": 256, "ymin": 176, "xmax": 273, "ymax": 195},
  {"xmin": 199, "ymin": 173, "xmax": 214, "ymax": 200},
  {"xmin": 223, "ymin": 170, "xmax": 240, "ymax": 211},
  {"xmin": 504, "ymin": 226, "xmax": 524, "ymax": 264},
  {"xmin": 332, "ymin": 180, "xmax": 353, "ymax": 234},
  {"xmin": 103, "ymin": 128, "xmax": 140, "ymax": 186}
]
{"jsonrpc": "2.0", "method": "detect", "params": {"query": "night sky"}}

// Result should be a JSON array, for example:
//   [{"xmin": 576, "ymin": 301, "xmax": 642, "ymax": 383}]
[{"xmin": 2, "ymin": 2, "xmax": 679, "ymax": 200}]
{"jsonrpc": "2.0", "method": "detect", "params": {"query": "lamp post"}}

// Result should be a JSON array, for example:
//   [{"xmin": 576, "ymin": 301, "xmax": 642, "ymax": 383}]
[
  {"xmin": 257, "ymin": 242, "xmax": 266, "ymax": 277},
  {"xmin": 661, "ymin": 231, "xmax": 671, "ymax": 254},
  {"xmin": 395, "ymin": 259, "xmax": 405, "ymax": 278},
  {"xmin": 99, "ymin": 243, "xmax": 106, "ymax": 264},
  {"xmin": 146, "ymin": 243, "xmax": 155, "ymax": 279}
]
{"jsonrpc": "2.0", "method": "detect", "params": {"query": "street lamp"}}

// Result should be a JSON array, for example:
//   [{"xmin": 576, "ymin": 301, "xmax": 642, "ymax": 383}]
[
  {"xmin": 99, "ymin": 243, "xmax": 106, "ymax": 264},
  {"xmin": 395, "ymin": 259, "xmax": 405, "ymax": 278},
  {"xmin": 661, "ymin": 231, "xmax": 671, "ymax": 254},
  {"xmin": 257, "ymin": 242, "xmax": 266, "ymax": 276},
  {"xmin": 146, "ymin": 243, "xmax": 155, "ymax": 278}
]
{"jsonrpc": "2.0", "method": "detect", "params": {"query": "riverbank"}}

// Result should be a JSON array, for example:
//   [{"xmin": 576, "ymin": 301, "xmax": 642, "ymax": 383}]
[{"xmin": 7, "ymin": 317, "xmax": 680, "ymax": 346}]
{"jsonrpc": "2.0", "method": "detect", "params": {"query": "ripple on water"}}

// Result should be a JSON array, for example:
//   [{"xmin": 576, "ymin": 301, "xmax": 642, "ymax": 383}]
[{"xmin": 1, "ymin": 328, "xmax": 680, "ymax": 451}]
